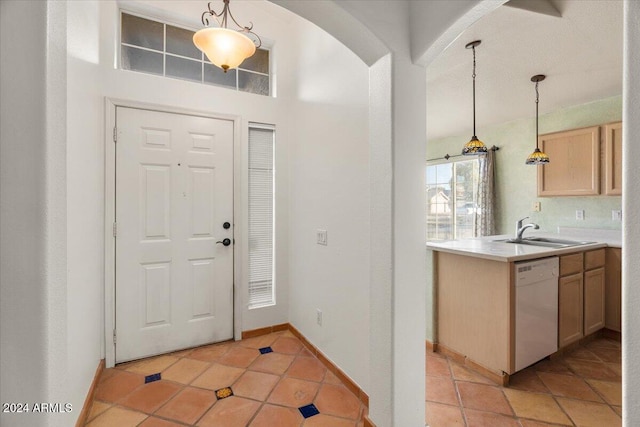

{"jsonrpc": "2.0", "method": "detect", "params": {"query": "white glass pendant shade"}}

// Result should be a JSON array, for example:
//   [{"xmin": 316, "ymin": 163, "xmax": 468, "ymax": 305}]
[{"xmin": 193, "ymin": 27, "xmax": 256, "ymax": 72}]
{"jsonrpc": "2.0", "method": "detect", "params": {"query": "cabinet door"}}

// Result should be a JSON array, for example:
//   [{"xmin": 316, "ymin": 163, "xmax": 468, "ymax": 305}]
[
  {"xmin": 584, "ymin": 267, "xmax": 606, "ymax": 335},
  {"xmin": 559, "ymin": 273, "xmax": 584, "ymax": 348},
  {"xmin": 605, "ymin": 248, "xmax": 622, "ymax": 332},
  {"xmin": 537, "ymin": 126, "xmax": 600, "ymax": 196},
  {"xmin": 604, "ymin": 122, "xmax": 622, "ymax": 195}
]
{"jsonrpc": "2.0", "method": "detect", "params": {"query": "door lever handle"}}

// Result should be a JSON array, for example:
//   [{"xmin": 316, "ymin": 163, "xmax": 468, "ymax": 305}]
[{"xmin": 216, "ymin": 238, "xmax": 232, "ymax": 246}]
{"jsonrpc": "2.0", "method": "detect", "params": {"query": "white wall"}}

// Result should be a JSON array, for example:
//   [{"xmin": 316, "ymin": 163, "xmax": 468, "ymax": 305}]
[
  {"xmin": 1, "ymin": 2, "xmax": 69, "ymax": 426},
  {"xmin": 284, "ymin": 3, "xmax": 429, "ymax": 425},
  {"xmin": 6, "ymin": 1, "xmax": 640, "ymax": 426},
  {"xmin": 66, "ymin": 0, "xmax": 106, "ymax": 413},
  {"xmin": 622, "ymin": 1, "xmax": 640, "ymax": 423},
  {"xmin": 62, "ymin": 0, "xmax": 371, "ymax": 420},
  {"xmin": 286, "ymin": 16, "xmax": 370, "ymax": 390},
  {"xmin": 65, "ymin": 1, "xmax": 293, "ymax": 390}
]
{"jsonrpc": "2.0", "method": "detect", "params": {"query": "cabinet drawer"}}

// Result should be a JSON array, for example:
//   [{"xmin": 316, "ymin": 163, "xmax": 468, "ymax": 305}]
[
  {"xmin": 585, "ymin": 249, "xmax": 605, "ymax": 270},
  {"xmin": 560, "ymin": 253, "xmax": 584, "ymax": 276}
]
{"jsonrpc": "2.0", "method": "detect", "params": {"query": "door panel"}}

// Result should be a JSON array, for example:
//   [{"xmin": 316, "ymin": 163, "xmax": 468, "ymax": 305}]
[
  {"xmin": 558, "ymin": 273, "xmax": 584, "ymax": 348},
  {"xmin": 584, "ymin": 267, "xmax": 605, "ymax": 335},
  {"xmin": 115, "ymin": 107, "xmax": 234, "ymax": 363}
]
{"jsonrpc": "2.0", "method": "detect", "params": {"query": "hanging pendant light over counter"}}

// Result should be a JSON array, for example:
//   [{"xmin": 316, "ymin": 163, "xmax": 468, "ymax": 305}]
[
  {"xmin": 193, "ymin": 0, "xmax": 262, "ymax": 73},
  {"xmin": 462, "ymin": 40, "xmax": 488, "ymax": 156},
  {"xmin": 526, "ymin": 74, "xmax": 550, "ymax": 165}
]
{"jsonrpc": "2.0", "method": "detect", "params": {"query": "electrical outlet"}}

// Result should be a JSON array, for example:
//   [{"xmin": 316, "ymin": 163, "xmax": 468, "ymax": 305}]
[
  {"xmin": 612, "ymin": 210, "xmax": 622, "ymax": 221},
  {"xmin": 533, "ymin": 201, "xmax": 541, "ymax": 212},
  {"xmin": 576, "ymin": 210, "xmax": 585, "ymax": 220},
  {"xmin": 316, "ymin": 309, "xmax": 323, "ymax": 326},
  {"xmin": 316, "ymin": 229, "xmax": 327, "ymax": 246}
]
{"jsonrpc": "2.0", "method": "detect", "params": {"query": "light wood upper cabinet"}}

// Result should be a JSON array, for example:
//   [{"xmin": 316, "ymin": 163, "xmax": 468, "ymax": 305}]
[
  {"xmin": 537, "ymin": 126, "xmax": 600, "ymax": 197},
  {"xmin": 604, "ymin": 122, "xmax": 623, "ymax": 195}
]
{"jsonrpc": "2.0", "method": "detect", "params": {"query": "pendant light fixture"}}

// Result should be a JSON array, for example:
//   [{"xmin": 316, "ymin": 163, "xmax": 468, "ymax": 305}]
[
  {"xmin": 526, "ymin": 75, "xmax": 550, "ymax": 165},
  {"xmin": 462, "ymin": 40, "xmax": 488, "ymax": 155},
  {"xmin": 193, "ymin": 0, "xmax": 262, "ymax": 73}
]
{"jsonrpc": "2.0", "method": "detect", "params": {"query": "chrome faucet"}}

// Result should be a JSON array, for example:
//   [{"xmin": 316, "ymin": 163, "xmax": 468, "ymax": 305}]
[{"xmin": 514, "ymin": 216, "xmax": 539, "ymax": 241}]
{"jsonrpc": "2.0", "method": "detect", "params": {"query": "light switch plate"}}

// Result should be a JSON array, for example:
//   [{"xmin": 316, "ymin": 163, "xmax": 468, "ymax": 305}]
[
  {"xmin": 533, "ymin": 201, "xmax": 541, "ymax": 212},
  {"xmin": 612, "ymin": 210, "xmax": 622, "ymax": 221},
  {"xmin": 576, "ymin": 210, "xmax": 585, "ymax": 220},
  {"xmin": 316, "ymin": 229, "xmax": 328, "ymax": 245}
]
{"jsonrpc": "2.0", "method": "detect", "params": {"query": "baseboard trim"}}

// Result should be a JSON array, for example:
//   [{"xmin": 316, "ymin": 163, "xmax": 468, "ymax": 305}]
[
  {"xmin": 288, "ymin": 324, "xmax": 370, "ymax": 407},
  {"xmin": 75, "ymin": 359, "xmax": 105, "ymax": 427},
  {"xmin": 436, "ymin": 343, "xmax": 509, "ymax": 386},
  {"xmin": 241, "ymin": 323, "xmax": 289, "ymax": 339},
  {"xmin": 601, "ymin": 328, "xmax": 621, "ymax": 342},
  {"xmin": 242, "ymin": 323, "xmax": 369, "ymax": 407},
  {"xmin": 426, "ymin": 339, "xmax": 437, "ymax": 353}
]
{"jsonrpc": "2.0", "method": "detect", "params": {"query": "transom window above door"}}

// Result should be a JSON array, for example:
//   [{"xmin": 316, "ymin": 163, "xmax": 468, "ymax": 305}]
[{"xmin": 120, "ymin": 11, "xmax": 271, "ymax": 96}]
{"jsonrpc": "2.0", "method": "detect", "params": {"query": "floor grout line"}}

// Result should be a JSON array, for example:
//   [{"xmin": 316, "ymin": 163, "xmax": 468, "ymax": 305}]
[{"xmin": 426, "ymin": 336, "xmax": 621, "ymax": 427}]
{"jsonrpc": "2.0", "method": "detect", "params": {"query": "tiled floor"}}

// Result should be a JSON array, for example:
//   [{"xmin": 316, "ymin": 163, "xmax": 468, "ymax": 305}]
[
  {"xmin": 86, "ymin": 331, "xmax": 366, "ymax": 426},
  {"xmin": 426, "ymin": 337, "xmax": 622, "ymax": 426},
  {"xmin": 88, "ymin": 332, "xmax": 621, "ymax": 426}
]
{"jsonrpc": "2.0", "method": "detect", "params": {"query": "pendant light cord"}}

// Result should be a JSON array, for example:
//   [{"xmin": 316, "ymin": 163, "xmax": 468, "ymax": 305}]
[
  {"xmin": 472, "ymin": 45, "xmax": 477, "ymax": 137},
  {"xmin": 535, "ymin": 81, "xmax": 539, "ymax": 150}
]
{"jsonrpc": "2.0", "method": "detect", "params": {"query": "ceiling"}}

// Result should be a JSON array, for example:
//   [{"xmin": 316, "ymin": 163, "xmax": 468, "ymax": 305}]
[{"xmin": 426, "ymin": 0, "xmax": 623, "ymax": 140}]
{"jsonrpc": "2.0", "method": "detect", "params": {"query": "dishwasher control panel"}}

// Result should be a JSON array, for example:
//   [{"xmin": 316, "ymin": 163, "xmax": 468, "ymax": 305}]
[{"xmin": 515, "ymin": 257, "xmax": 559, "ymax": 286}]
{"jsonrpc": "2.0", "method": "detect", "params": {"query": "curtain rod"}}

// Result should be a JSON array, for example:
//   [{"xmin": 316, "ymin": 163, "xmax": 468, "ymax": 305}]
[{"xmin": 426, "ymin": 145, "xmax": 499, "ymax": 162}]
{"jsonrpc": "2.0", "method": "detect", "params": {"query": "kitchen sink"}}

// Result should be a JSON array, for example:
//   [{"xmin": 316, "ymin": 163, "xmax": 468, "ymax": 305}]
[{"xmin": 493, "ymin": 237, "xmax": 595, "ymax": 248}]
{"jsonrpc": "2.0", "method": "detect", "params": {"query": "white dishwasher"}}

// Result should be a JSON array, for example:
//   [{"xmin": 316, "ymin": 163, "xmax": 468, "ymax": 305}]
[{"xmin": 515, "ymin": 256, "xmax": 559, "ymax": 372}]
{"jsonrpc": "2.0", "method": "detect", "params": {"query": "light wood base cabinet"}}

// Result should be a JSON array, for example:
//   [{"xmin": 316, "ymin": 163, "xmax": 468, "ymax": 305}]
[
  {"xmin": 605, "ymin": 248, "xmax": 622, "ymax": 331},
  {"xmin": 559, "ymin": 272, "xmax": 584, "ymax": 347},
  {"xmin": 584, "ymin": 267, "xmax": 606, "ymax": 335},
  {"xmin": 435, "ymin": 252, "xmax": 512, "ymax": 375},
  {"xmin": 558, "ymin": 249, "xmax": 606, "ymax": 349}
]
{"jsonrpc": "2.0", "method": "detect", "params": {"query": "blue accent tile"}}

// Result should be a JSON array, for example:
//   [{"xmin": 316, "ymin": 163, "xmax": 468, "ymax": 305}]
[
  {"xmin": 145, "ymin": 373, "xmax": 161, "ymax": 383},
  {"xmin": 298, "ymin": 403, "xmax": 320, "ymax": 419},
  {"xmin": 259, "ymin": 346, "xmax": 273, "ymax": 354}
]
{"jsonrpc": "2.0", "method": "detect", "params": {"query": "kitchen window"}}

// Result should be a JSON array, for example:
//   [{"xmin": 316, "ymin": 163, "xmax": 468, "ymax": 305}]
[
  {"xmin": 120, "ymin": 11, "xmax": 271, "ymax": 96},
  {"xmin": 426, "ymin": 158, "xmax": 480, "ymax": 241}
]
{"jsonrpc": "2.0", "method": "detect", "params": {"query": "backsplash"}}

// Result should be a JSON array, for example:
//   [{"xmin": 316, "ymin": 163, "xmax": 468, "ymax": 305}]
[{"xmin": 427, "ymin": 95, "xmax": 622, "ymax": 235}]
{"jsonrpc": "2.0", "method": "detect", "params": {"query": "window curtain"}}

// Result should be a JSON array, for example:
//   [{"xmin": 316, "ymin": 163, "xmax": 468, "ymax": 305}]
[{"xmin": 475, "ymin": 149, "xmax": 496, "ymax": 236}]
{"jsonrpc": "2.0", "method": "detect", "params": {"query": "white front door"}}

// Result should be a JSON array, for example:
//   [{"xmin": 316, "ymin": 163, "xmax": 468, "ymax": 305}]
[{"xmin": 115, "ymin": 107, "xmax": 234, "ymax": 363}]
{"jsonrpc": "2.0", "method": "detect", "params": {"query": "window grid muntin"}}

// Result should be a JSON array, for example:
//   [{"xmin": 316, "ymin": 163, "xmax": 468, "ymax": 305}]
[
  {"xmin": 426, "ymin": 158, "xmax": 480, "ymax": 241},
  {"xmin": 120, "ymin": 10, "xmax": 270, "ymax": 96}
]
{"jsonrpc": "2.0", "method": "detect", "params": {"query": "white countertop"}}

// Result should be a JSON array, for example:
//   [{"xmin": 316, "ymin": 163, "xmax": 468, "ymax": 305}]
[{"xmin": 427, "ymin": 228, "xmax": 621, "ymax": 263}]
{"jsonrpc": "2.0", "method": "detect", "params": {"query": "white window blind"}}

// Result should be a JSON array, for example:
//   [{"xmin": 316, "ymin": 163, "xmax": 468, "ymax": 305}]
[{"xmin": 248, "ymin": 125, "xmax": 275, "ymax": 308}]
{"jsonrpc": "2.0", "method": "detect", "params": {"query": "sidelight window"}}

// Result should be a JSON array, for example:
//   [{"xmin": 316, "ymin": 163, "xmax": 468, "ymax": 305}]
[{"xmin": 248, "ymin": 124, "xmax": 275, "ymax": 308}]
